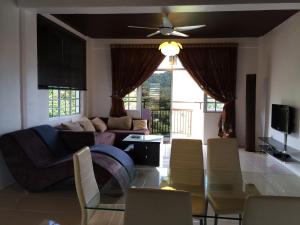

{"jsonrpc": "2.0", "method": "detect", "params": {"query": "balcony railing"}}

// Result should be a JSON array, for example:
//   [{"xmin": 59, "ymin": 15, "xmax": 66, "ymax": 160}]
[
  {"xmin": 149, "ymin": 109, "xmax": 169, "ymax": 135},
  {"xmin": 143, "ymin": 101, "xmax": 203, "ymax": 137},
  {"xmin": 171, "ymin": 109, "xmax": 192, "ymax": 136}
]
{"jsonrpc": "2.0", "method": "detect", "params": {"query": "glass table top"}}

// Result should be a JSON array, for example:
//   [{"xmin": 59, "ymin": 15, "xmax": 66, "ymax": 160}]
[
  {"xmin": 86, "ymin": 167, "xmax": 300, "ymax": 213},
  {"xmin": 123, "ymin": 134, "xmax": 163, "ymax": 143}
]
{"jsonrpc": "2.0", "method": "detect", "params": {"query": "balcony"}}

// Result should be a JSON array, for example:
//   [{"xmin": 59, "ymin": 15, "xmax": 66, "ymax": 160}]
[{"xmin": 143, "ymin": 101, "xmax": 204, "ymax": 138}]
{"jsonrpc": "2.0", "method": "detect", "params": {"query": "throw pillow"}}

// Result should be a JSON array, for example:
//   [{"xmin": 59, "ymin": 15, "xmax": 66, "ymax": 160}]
[
  {"xmin": 91, "ymin": 117, "xmax": 107, "ymax": 133},
  {"xmin": 61, "ymin": 122, "xmax": 84, "ymax": 131},
  {"xmin": 133, "ymin": 120, "xmax": 148, "ymax": 130},
  {"xmin": 78, "ymin": 117, "xmax": 96, "ymax": 132},
  {"xmin": 108, "ymin": 116, "xmax": 132, "ymax": 130}
]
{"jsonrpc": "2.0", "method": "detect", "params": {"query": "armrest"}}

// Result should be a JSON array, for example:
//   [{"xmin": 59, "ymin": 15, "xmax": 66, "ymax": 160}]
[{"xmin": 59, "ymin": 131, "xmax": 95, "ymax": 152}]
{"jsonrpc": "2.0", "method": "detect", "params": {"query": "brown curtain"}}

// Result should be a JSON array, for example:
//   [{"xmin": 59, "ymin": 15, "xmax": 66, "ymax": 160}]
[
  {"xmin": 178, "ymin": 43, "xmax": 238, "ymax": 137},
  {"xmin": 110, "ymin": 44, "xmax": 164, "ymax": 117}
]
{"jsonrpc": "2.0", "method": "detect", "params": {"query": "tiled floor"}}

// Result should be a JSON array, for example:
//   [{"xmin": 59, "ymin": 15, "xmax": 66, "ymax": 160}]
[{"xmin": 0, "ymin": 145, "xmax": 296, "ymax": 225}]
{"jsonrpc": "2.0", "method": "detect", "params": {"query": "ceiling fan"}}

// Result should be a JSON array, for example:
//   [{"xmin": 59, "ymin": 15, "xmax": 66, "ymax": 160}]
[{"xmin": 128, "ymin": 13, "xmax": 206, "ymax": 38}]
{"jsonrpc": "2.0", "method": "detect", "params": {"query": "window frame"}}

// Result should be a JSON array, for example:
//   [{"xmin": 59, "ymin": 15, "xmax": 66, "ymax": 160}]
[
  {"xmin": 48, "ymin": 89, "xmax": 81, "ymax": 118},
  {"xmin": 123, "ymin": 88, "xmax": 139, "ymax": 111},
  {"xmin": 204, "ymin": 94, "xmax": 224, "ymax": 113}
]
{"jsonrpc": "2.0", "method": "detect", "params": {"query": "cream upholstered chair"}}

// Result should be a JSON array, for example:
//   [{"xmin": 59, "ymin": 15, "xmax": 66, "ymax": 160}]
[
  {"xmin": 170, "ymin": 139, "xmax": 206, "ymax": 224},
  {"xmin": 73, "ymin": 147, "xmax": 123, "ymax": 225},
  {"xmin": 207, "ymin": 138, "xmax": 243, "ymax": 225},
  {"xmin": 124, "ymin": 188, "xmax": 193, "ymax": 225},
  {"xmin": 243, "ymin": 196, "xmax": 300, "ymax": 225},
  {"xmin": 170, "ymin": 139, "xmax": 204, "ymax": 169}
]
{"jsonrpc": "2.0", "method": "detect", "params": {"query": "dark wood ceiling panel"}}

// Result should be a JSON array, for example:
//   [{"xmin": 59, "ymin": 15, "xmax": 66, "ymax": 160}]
[{"xmin": 53, "ymin": 10, "xmax": 298, "ymax": 38}]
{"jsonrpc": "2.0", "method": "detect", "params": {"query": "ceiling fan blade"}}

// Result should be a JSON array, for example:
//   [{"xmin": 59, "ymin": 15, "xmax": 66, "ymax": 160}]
[
  {"xmin": 175, "ymin": 25, "xmax": 206, "ymax": 31},
  {"xmin": 171, "ymin": 31, "xmax": 189, "ymax": 37},
  {"xmin": 147, "ymin": 30, "xmax": 161, "ymax": 37},
  {"xmin": 128, "ymin": 26, "xmax": 158, "ymax": 30}
]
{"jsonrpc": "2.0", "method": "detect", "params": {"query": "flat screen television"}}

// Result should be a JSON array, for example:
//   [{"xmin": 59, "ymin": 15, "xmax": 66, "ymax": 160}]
[{"xmin": 271, "ymin": 104, "xmax": 295, "ymax": 134}]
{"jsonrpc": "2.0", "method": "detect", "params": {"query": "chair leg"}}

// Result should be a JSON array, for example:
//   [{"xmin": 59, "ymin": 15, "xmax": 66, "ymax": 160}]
[
  {"xmin": 200, "ymin": 219, "xmax": 203, "ymax": 225},
  {"xmin": 239, "ymin": 214, "xmax": 242, "ymax": 225},
  {"xmin": 214, "ymin": 213, "xmax": 218, "ymax": 225},
  {"xmin": 81, "ymin": 208, "xmax": 87, "ymax": 225},
  {"xmin": 204, "ymin": 199, "xmax": 208, "ymax": 225}
]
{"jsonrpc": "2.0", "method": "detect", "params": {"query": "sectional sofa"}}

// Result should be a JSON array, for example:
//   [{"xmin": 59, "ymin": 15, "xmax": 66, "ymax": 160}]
[{"xmin": 0, "ymin": 125, "xmax": 135, "ymax": 193}]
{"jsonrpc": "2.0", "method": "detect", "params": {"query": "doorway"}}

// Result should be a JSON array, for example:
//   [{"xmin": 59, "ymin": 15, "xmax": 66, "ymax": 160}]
[{"xmin": 141, "ymin": 56, "xmax": 204, "ymax": 140}]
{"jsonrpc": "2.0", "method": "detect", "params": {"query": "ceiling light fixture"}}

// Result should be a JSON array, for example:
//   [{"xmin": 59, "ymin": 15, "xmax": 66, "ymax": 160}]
[{"xmin": 159, "ymin": 41, "xmax": 182, "ymax": 56}]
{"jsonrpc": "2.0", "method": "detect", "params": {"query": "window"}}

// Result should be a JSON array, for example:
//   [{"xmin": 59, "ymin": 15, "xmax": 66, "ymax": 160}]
[
  {"xmin": 49, "ymin": 89, "xmax": 80, "ymax": 118},
  {"xmin": 205, "ymin": 94, "xmax": 224, "ymax": 112},
  {"xmin": 123, "ymin": 89, "xmax": 138, "ymax": 110}
]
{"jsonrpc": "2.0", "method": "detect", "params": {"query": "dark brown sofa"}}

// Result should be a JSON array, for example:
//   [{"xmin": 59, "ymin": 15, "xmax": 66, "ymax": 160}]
[
  {"xmin": 58, "ymin": 116, "xmax": 151, "ymax": 148},
  {"xmin": 96, "ymin": 117, "xmax": 150, "ymax": 148},
  {"xmin": 0, "ymin": 125, "xmax": 134, "ymax": 193}
]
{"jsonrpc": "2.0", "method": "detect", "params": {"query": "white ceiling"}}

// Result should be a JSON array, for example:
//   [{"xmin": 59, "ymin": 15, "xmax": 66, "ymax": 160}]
[{"xmin": 17, "ymin": 0, "xmax": 300, "ymax": 14}]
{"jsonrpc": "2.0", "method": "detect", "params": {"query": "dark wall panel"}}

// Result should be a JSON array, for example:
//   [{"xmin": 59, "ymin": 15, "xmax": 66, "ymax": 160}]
[{"xmin": 246, "ymin": 74, "xmax": 256, "ymax": 152}]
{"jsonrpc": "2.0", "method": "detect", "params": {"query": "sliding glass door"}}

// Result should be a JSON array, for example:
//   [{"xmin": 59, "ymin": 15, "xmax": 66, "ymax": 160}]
[{"xmin": 142, "ymin": 70, "xmax": 172, "ymax": 137}]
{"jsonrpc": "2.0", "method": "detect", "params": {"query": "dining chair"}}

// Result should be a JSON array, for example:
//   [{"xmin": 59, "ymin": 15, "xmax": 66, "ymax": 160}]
[
  {"xmin": 73, "ymin": 146, "xmax": 123, "ymax": 225},
  {"xmin": 170, "ymin": 138, "xmax": 204, "ymax": 169},
  {"xmin": 207, "ymin": 138, "xmax": 244, "ymax": 225},
  {"xmin": 243, "ymin": 196, "xmax": 300, "ymax": 225},
  {"xmin": 170, "ymin": 139, "xmax": 206, "ymax": 224},
  {"xmin": 124, "ymin": 188, "xmax": 193, "ymax": 225}
]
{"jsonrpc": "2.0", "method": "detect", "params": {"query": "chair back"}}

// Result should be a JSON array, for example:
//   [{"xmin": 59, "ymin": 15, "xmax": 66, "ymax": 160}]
[
  {"xmin": 124, "ymin": 188, "xmax": 193, "ymax": 225},
  {"xmin": 169, "ymin": 139, "xmax": 205, "ymax": 216},
  {"xmin": 73, "ymin": 147, "xmax": 99, "ymax": 225},
  {"xmin": 243, "ymin": 196, "xmax": 300, "ymax": 225},
  {"xmin": 207, "ymin": 138, "xmax": 243, "ymax": 192},
  {"xmin": 207, "ymin": 138, "xmax": 240, "ymax": 171},
  {"xmin": 170, "ymin": 139, "xmax": 203, "ymax": 169}
]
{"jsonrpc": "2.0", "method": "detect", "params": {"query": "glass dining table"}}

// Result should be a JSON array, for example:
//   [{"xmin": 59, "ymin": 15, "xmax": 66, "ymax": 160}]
[{"xmin": 86, "ymin": 166, "xmax": 300, "ymax": 220}]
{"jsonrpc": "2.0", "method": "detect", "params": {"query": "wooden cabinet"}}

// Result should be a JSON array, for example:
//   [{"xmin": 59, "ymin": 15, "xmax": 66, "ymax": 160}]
[
  {"xmin": 128, "ymin": 142, "xmax": 160, "ymax": 167},
  {"xmin": 123, "ymin": 135, "xmax": 163, "ymax": 167}
]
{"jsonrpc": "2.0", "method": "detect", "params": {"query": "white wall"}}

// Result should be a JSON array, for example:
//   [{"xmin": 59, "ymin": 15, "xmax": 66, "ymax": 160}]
[
  {"xmin": 259, "ymin": 12, "xmax": 300, "ymax": 149},
  {"xmin": 89, "ymin": 38, "xmax": 258, "ymax": 146},
  {"xmin": 0, "ymin": 0, "xmax": 21, "ymax": 189},
  {"xmin": 20, "ymin": 10, "xmax": 49, "ymax": 128},
  {"xmin": 88, "ymin": 39, "xmax": 112, "ymax": 116}
]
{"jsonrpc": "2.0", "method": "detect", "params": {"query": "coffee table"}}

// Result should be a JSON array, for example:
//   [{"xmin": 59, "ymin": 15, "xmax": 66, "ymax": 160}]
[{"xmin": 123, "ymin": 134, "xmax": 163, "ymax": 166}]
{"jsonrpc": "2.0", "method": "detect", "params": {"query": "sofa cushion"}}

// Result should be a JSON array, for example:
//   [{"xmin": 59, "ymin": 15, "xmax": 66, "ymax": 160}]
[
  {"xmin": 94, "ymin": 132, "xmax": 116, "ymax": 145},
  {"xmin": 133, "ymin": 119, "xmax": 148, "ymax": 130},
  {"xmin": 61, "ymin": 122, "xmax": 84, "ymax": 131},
  {"xmin": 78, "ymin": 117, "xmax": 96, "ymax": 132},
  {"xmin": 32, "ymin": 125, "xmax": 69, "ymax": 158},
  {"xmin": 92, "ymin": 117, "xmax": 107, "ymax": 133},
  {"xmin": 107, "ymin": 116, "xmax": 132, "ymax": 130}
]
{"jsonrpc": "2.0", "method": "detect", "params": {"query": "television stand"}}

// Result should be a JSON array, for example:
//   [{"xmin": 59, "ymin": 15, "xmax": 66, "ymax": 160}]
[
  {"xmin": 258, "ymin": 137, "xmax": 298, "ymax": 162},
  {"xmin": 273, "ymin": 151, "xmax": 291, "ymax": 160}
]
